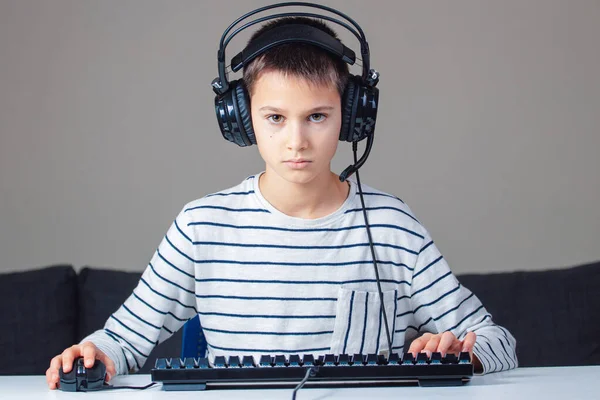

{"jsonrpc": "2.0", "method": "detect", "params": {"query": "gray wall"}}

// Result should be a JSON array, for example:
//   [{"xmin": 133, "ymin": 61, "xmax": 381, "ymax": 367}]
[{"xmin": 1, "ymin": 0, "xmax": 598, "ymax": 275}]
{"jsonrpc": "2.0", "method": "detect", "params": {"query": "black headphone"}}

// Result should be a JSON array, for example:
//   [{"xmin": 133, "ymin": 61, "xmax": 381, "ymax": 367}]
[{"xmin": 211, "ymin": 2, "xmax": 380, "ymax": 182}]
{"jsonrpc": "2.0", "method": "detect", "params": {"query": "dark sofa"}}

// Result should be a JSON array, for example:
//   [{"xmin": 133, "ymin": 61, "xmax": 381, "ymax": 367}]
[{"xmin": 1, "ymin": 261, "xmax": 599, "ymax": 375}]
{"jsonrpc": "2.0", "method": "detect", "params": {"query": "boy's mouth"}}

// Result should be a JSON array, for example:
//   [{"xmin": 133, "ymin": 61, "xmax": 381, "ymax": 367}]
[
  {"xmin": 285, "ymin": 158, "xmax": 310, "ymax": 163},
  {"xmin": 283, "ymin": 159, "xmax": 312, "ymax": 169}
]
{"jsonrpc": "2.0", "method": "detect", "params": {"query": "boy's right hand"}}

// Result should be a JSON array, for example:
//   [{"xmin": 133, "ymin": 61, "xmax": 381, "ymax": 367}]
[{"xmin": 46, "ymin": 341, "xmax": 117, "ymax": 390}]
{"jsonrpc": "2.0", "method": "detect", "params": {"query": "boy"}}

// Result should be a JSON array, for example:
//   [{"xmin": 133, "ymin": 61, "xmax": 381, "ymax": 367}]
[{"xmin": 47, "ymin": 10, "xmax": 517, "ymax": 389}]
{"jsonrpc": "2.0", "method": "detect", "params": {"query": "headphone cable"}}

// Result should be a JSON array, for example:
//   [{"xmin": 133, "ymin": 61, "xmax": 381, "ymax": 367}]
[
  {"xmin": 291, "ymin": 366, "xmax": 316, "ymax": 400},
  {"xmin": 352, "ymin": 141, "xmax": 393, "ymax": 357}
]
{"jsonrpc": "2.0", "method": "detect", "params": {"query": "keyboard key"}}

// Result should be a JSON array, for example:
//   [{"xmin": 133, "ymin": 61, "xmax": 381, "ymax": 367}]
[
  {"xmin": 228, "ymin": 356, "xmax": 241, "ymax": 368},
  {"xmin": 416, "ymin": 353, "xmax": 429, "ymax": 364},
  {"xmin": 366, "ymin": 354, "xmax": 378, "ymax": 366},
  {"xmin": 241, "ymin": 356, "xmax": 254, "ymax": 368},
  {"xmin": 459, "ymin": 352, "xmax": 471, "ymax": 364},
  {"xmin": 183, "ymin": 357, "xmax": 197, "ymax": 369},
  {"xmin": 213, "ymin": 356, "xmax": 227, "ymax": 368},
  {"xmin": 302, "ymin": 354, "xmax": 315, "ymax": 366},
  {"xmin": 323, "ymin": 354, "xmax": 336, "ymax": 366},
  {"xmin": 259, "ymin": 355, "xmax": 273, "ymax": 367},
  {"xmin": 198, "ymin": 358, "xmax": 210, "ymax": 369},
  {"xmin": 274, "ymin": 355, "xmax": 287, "ymax": 367},
  {"xmin": 443, "ymin": 354, "xmax": 458, "ymax": 364},
  {"xmin": 402, "ymin": 353, "xmax": 415, "ymax": 365},
  {"xmin": 352, "ymin": 354, "xmax": 364, "ymax": 366},
  {"xmin": 337, "ymin": 354, "xmax": 350, "ymax": 366},
  {"xmin": 288, "ymin": 355, "xmax": 301, "ymax": 367},
  {"xmin": 430, "ymin": 352, "xmax": 442, "ymax": 364},
  {"xmin": 387, "ymin": 353, "xmax": 400, "ymax": 365}
]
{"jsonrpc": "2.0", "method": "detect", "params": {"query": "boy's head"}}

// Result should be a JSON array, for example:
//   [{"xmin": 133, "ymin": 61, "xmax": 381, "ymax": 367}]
[{"xmin": 242, "ymin": 17, "xmax": 350, "ymax": 185}]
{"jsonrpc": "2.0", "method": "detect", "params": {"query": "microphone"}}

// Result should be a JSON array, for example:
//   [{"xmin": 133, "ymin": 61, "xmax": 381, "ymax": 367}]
[{"xmin": 339, "ymin": 131, "xmax": 374, "ymax": 182}]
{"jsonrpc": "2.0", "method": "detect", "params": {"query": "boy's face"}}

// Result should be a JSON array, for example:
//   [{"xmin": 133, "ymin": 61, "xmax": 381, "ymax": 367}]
[{"xmin": 250, "ymin": 70, "xmax": 342, "ymax": 185}]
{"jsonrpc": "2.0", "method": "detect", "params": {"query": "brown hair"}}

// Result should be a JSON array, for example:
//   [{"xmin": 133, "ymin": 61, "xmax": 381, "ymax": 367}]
[{"xmin": 242, "ymin": 17, "xmax": 350, "ymax": 97}]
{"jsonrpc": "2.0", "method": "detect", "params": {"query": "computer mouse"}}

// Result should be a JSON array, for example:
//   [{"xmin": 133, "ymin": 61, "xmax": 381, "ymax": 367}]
[{"xmin": 59, "ymin": 357, "xmax": 107, "ymax": 392}]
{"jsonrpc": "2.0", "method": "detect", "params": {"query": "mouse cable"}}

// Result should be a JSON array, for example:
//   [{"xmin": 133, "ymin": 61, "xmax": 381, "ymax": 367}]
[{"xmin": 79, "ymin": 382, "xmax": 157, "ymax": 391}]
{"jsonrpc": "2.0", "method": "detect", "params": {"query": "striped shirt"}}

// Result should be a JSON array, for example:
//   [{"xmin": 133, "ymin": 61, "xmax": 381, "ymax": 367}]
[{"xmin": 83, "ymin": 172, "xmax": 518, "ymax": 375}]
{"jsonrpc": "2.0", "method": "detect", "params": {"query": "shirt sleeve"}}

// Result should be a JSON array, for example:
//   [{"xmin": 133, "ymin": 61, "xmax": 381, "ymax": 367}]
[
  {"xmin": 80, "ymin": 206, "xmax": 198, "ymax": 375},
  {"xmin": 408, "ymin": 230, "xmax": 518, "ymax": 374}
]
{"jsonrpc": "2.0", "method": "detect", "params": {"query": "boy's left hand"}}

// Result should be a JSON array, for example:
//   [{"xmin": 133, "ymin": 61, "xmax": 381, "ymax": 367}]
[{"xmin": 408, "ymin": 331, "xmax": 482, "ymax": 371}]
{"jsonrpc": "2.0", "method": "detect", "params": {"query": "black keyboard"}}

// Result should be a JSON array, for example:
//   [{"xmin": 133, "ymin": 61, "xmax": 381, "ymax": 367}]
[{"xmin": 151, "ymin": 352, "xmax": 474, "ymax": 391}]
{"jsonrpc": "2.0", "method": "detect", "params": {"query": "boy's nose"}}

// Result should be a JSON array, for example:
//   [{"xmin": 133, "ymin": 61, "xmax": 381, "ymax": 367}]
[{"xmin": 286, "ymin": 121, "xmax": 308, "ymax": 151}]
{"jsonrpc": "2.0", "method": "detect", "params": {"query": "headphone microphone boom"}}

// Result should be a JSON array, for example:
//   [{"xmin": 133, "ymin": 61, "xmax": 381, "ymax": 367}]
[{"xmin": 339, "ymin": 126, "xmax": 375, "ymax": 182}]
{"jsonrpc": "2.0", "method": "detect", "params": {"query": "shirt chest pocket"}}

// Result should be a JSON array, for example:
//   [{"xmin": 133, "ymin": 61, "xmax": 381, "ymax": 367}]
[{"xmin": 329, "ymin": 286, "xmax": 398, "ymax": 356}]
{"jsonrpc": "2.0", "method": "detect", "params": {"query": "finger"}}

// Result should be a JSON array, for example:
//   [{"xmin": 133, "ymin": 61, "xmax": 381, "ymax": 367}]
[
  {"xmin": 408, "ymin": 333, "xmax": 430, "ymax": 354},
  {"xmin": 48, "ymin": 356, "xmax": 63, "ymax": 389},
  {"xmin": 61, "ymin": 345, "xmax": 80, "ymax": 373},
  {"xmin": 408, "ymin": 333, "xmax": 433, "ymax": 356},
  {"xmin": 47, "ymin": 373, "xmax": 58, "ymax": 390},
  {"xmin": 423, "ymin": 334, "xmax": 442, "ymax": 356},
  {"xmin": 436, "ymin": 331, "xmax": 457, "ymax": 356},
  {"xmin": 50, "ymin": 374, "xmax": 59, "ymax": 390},
  {"xmin": 81, "ymin": 342, "xmax": 97, "ymax": 368},
  {"xmin": 49, "ymin": 355, "xmax": 63, "ymax": 386},
  {"xmin": 95, "ymin": 350, "xmax": 117, "ymax": 381},
  {"xmin": 447, "ymin": 339, "xmax": 463, "ymax": 355},
  {"xmin": 82, "ymin": 342, "xmax": 115, "ymax": 382},
  {"xmin": 461, "ymin": 331, "xmax": 477, "ymax": 353},
  {"xmin": 49, "ymin": 355, "xmax": 62, "ymax": 372}
]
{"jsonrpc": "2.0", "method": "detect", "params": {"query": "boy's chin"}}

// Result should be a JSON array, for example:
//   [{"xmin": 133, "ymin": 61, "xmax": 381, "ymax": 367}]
[{"xmin": 271, "ymin": 167, "xmax": 327, "ymax": 186}]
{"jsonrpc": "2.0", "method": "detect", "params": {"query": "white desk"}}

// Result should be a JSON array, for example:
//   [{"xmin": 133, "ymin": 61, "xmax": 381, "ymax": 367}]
[{"xmin": 1, "ymin": 366, "xmax": 598, "ymax": 399}]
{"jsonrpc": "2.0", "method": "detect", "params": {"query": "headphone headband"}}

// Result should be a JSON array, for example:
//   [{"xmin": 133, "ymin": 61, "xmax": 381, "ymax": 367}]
[
  {"xmin": 230, "ymin": 24, "xmax": 356, "ymax": 73},
  {"xmin": 213, "ymin": 2, "xmax": 372, "ymax": 95}
]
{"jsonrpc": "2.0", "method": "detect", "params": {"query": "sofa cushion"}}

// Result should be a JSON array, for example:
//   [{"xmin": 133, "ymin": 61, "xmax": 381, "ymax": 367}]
[
  {"xmin": 457, "ymin": 260, "xmax": 600, "ymax": 367},
  {"xmin": 77, "ymin": 267, "xmax": 183, "ymax": 373},
  {"xmin": 0, "ymin": 265, "xmax": 78, "ymax": 375}
]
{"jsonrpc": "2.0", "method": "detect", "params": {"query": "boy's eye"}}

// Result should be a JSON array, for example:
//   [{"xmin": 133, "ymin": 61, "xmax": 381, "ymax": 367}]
[
  {"xmin": 267, "ymin": 114, "xmax": 284, "ymax": 124},
  {"xmin": 266, "ymin": 113, "xmax": 327, "ymax": 124},
  {"xmin": 309, "ymin": 113, "xmax": 326, "ymax": 122}
]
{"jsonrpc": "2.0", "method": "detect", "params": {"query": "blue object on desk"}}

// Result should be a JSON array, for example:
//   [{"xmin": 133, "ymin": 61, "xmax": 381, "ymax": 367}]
[{"xmin": 180, "ymin": 315, "xmax": 207, "ymax": 358}]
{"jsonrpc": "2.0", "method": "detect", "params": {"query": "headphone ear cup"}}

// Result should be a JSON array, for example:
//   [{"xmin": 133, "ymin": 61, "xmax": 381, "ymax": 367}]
[
  {"xmin": 234, "ymin": 82, "xmax": 256, "ymax": 145},
  {"xmin": 214, "ymin": 79, "xmax": 255, "ymax": 147},
  {"xmin": 339, "ymin": 75, "xmax": 379, "ymax": 143},
  {"xmin": 339, "ymin": 76, "xmax": 358, "ymax": 142}
]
